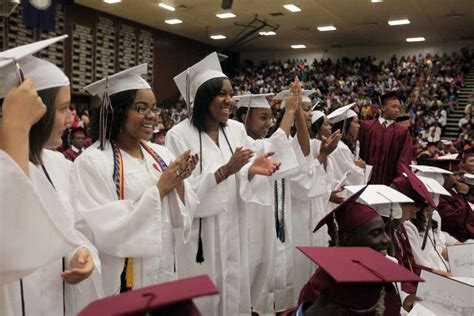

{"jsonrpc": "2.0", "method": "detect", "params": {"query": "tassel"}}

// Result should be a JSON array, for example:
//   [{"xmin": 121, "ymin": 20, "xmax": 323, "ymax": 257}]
[
  {"xmin": 99, "ymin": 77, "xmax": 114, "ymax": 150},
  {"xmin": 196, "ymin": 218, "xmax": 205, "ymax": 263},
  {"xmin": 125, "ymin": 257, "xmax": 134, "ymax": 289}
]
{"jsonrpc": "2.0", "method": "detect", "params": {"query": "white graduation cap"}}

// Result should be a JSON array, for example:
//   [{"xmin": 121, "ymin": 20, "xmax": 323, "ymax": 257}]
[
  {"xmin": 173, "ymin": 52, "xmax": 227, "ymax": 114},
  {"xmin": 274, "ymin": 89, "xmax": 316, "ymax": 108},
  {"xmin": 83, "ymin": 64, "xmax": 151, "ymax": 150},
  {"xmin": 83, "ymin": 63, "xmax": 150, "ymax": 98},
  {"xmin": 415, "ymin": 175, "xmax": 451, "ymax": 206},
  {"xmin": 344, "ymin": 184, "xmax": 414, "ymax": 219},
  {"xmin": 437, "ymin": 153, "xmax": 458, "ymax": 160},
  {"xmin": 0, "ymin": 35, "xmax": 69, "ymax": 99},
  {"xmin": 233, "ymin": 93, "xmax": 273, "ymax": 110},
  {"xmin": 233, "ymin": 93, "xmax": 273, "ymax": 126},
  {"xmin": 311, "ymin": 110, "xmax": 325, "ymax": 125},
  {"xmin": 410, "ymin": 164, "xmax": 452, "ymax": 186},
  {"xmin": 327, "ymin": 102, "xmax": 357, "ymax": 124}
]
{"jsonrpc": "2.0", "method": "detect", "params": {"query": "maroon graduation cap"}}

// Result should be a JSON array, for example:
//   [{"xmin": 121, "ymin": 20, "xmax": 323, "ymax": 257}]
[
  {"xmin": 393, "ymin": 165, "xmax": 436, "ymax": 209},
  {"xmin": 313, "ymin": 185, "xmax": 380, "ymax": 246},
  {"xmin": 297, "ymin": 247, "xmax": 423, "ymax": 311},
  {"xmin": 78, "ymin": 275, "xmax": 218, "ymax": 316},
  {"xmin": 379, "ymin": 90, "xmax": 399, "ymax": 105}
]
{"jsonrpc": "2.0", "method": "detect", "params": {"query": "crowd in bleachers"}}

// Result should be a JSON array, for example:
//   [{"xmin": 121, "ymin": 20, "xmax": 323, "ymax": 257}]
[{"xmin": 63, "ymin": 50, "xmax": 473, "ymax": 160}]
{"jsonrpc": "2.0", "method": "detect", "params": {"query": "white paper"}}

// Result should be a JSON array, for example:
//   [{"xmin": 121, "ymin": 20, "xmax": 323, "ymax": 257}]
[
  {"xmin": 447, "ymin": 243, "xmax": 474, "ymax": 277},
  {"xmin": 416, "ymin": 270, "xmax": 474, "ymax": 316},
  {"xmin": 437, "ymin": 153, "xmax": 459, "ymax": 160},
  {"xmin": 408, "ymin": 301, "xmax": 457, "ymax": 316},
  {"xmin": 364, "ymin": 164, "xmax": 373, "ymax": 184}
]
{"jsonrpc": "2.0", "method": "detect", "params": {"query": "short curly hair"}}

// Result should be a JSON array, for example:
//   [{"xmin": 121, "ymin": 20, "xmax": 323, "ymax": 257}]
[{"xmin": 90, "ymin": 89, "xmax": 138, "ymax": 144}]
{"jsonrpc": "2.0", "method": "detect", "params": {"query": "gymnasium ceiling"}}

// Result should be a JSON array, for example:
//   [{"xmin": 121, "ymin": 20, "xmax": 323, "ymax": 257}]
[{"xmin": 76, "ymin": 0, "xmax": 474, "ymax": 51}]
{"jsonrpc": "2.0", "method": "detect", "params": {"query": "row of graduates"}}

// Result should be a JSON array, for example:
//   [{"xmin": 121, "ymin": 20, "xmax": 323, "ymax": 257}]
[{"xmin": 1, "ymin": 35, "xmax": 471, "ymax": 316}]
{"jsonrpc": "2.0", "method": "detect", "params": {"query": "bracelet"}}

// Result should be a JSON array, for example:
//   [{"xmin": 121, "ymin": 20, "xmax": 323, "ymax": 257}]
[{"xmin": 217, "ymin": 167, "xmax": 227, "ymax": 181}]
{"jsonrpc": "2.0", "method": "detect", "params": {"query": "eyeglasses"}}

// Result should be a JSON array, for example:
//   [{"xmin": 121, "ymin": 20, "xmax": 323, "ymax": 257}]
[{"xmin": 133, "ymin": 102, "xmax": 160, "ymax": 115}]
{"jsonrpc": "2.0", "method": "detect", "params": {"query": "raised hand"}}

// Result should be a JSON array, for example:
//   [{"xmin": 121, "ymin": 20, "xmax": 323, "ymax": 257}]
[
  {"xmin": 249, "ymin": 152, "xmax": 281, "ymax": 179},
  {"xmin": 62, "ymin": 247, "xmax": 94, "ymax": 284},
  {"xmin": 2, "ymin": 78, "xmax": 46, "ymax": 130},
  {"xmin": 320, "ymin": 130, "xmax": 342, "ymax": 156},
  {"xmin": 284, "ymin": 77, "xmax": 303, "ymax": 113}
]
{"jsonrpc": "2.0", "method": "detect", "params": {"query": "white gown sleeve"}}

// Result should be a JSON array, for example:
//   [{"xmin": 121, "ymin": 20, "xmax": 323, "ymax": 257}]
[
  {"xmin": 0, "ymin": 150, "xmax": 79, "ymax": 284},
  {"xmin": 290, "ymin": 137, "xmax": 329, "ymax": 200},
  {"xmin": 72, "ymin": 153, "xmax": 164, "ymax": 258},
  {"xmin": 328, "ymin": 142, "xmax": 365, "ymax": 186}
]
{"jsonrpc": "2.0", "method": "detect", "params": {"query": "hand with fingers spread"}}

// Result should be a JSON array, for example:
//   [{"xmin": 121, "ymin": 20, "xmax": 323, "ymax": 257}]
[
  {"xmin": 1, "ymin": 78, "xmax": 46, "ymax": 131},
  {"xmin": 62, "ymin": 247, "xmax": 95, "ymax": 285},
  {"xmin": 249, "ymin": 152, "xmax": 281, "ymax": 180},
  {"xmin": 217, "ymin": 147, "xmax": 254, "ymax": 181},
  {"xmin": 320, "ymin": 130, "xmax": 341, "ymax": 156}
]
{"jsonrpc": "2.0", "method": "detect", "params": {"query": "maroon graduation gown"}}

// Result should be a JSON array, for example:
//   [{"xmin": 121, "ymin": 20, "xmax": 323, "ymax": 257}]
[
  {"xmin": 63, "ymin": 148, "xmax": 81, "ymax": 162},
  {"xmin": 392, "ymin": 225, "xmax": 423, "ymax": 295},
  {"xmin": 297, "ymin": 269, "xmax": 402, "ymax": 316},
  {"xmin": 358, "ymin": 119, "xmax": 413, "ymax": 185},
  {"xmin": 437, "ymin": 190, "xmax": 474, "ymax": 242}
]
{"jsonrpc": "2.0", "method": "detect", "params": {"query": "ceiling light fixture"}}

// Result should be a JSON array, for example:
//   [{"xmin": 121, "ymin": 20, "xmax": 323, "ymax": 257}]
[
  {"xmin": 317, "ymin": 25, "xmax": 336, "ymax": 31},
  {"xmin": 388, "ymin": 19, "xmax": 410, "ymax": 26},
  {"xmin": 371, "ymin": 0, "xmax": 383, "ymax": 3},
  {"xmin": 165, "ymin": 19, "xmax": 183, "ymax": 24},
  {"xmin": 291, "ymin": 44, "xmax": 306, "ymax": 49},
  {"xmin": 216, "ymin": 12, "xmax": 236, "ymax": 19},
  {"xmin": 211, "ymin": 35, "xmax": 227, "ymax": 40},
  {"xmin": 259, "ymin": 31, "xmax": 277, "ymax": 36},
  {"xmin": 103, "ymin": 0, "xmax": 122, "ymax": 3},
  {"xmin": 283, "ymin": 4, "xmax": 301, "ymax": 12},
  {"xmin": 406, "ymin": 37, "xmax": 425, "ymax": 42},
  {"xmin": 158, "ymin": 2, "xmax": 175, "ymax": 11}
]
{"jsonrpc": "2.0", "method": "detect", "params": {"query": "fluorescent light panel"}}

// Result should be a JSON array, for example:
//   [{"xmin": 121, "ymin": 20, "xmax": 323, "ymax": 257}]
[
  {"xmin": 283, "ymin": 4, "xmax": 301, "ymax": 12},
  {"xmin": 317, "ymin": 25, "xmax": 336, "ymax": 31},
  {"xmin": 371, "ymin": 0, "xmax": 383, "ymax": 3},
  {"xmin": 388, "ymin": 19, "xmax": 410, "ymax": 26},
  {"xmin": 210, "ymin": 35, "xmax": 226, "ymax": 40},
  {"xmin": 158, "ymin": 2, "xmax": 175, "ymax": 11},
  {"xmin": 259, "ymin": 31, "xmax": 276, "ymax": 36},
  {"xmin": 103, "ymin": 0, "xmax": 121, "ymax": 3},
  {"xmin": 406, "ymin": 37, "xmax": 425, "ymax": 42},
  {"xmin": 216, "ymin": 12, "xmax": 236, "ymax": 19},
  {"xmin": 291, "ymin": 44, "xmax": 306, "ymax": 49},
  {"xmin": 165, "ymin": 19, "xmax": 182, "ymax": 24}
]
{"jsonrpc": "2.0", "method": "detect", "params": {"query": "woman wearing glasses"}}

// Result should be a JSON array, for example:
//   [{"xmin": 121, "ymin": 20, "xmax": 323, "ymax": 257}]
[{"xmin": 73, "ymin": 64, "xmax": 199, "ymax": 296}]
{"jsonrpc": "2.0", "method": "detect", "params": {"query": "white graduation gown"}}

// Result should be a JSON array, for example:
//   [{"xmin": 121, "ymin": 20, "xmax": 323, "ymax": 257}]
[
  {"xmin": 0, "ymin": 150, "xmax": 103, "ymax": 316},
  {"xmin": 403, "ymin": 214, "xmax": 450, "ymax": 273},
  {"xmin": 290, "ymin": 137, "xmax": 331, "ymax": 304},
  {"xmin": 328, "ymin": 140, "xmax": 365, "ymax": 187},
  {"xmin": 245, "ymin": 128, "xmax": 300, "ymax": 315},
  {"xmin": 72, "ymin": 141, "xmax": 197, "ymax": 297},
  {"xmin": 165, "ymin": 118, "xmax": 263, "ymax": 316}
]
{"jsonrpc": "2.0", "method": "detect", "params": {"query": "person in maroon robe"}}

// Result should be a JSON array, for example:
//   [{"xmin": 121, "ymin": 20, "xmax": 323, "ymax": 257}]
[
  {"xmin": 63, "ymin": 127, "xmax": 86, "ymax": 161},
  {"xmin": 391, "ymin": 166, "xmax": 440, "ymax": 294},
  {"xmin": 282, "ymin": 247, "xmax": 421, "ymax": 316},
  {"xmin": 358, "ymin": 91, "xmax": 413, "ymax": 185},
  {"xmin": 437, "ymin": 172, "xmax": 474, "ymax": 242},
  {"xmin": 287, "ymin": 188, "xmax": 418, "ymax": 315}
]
